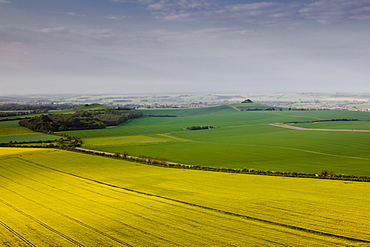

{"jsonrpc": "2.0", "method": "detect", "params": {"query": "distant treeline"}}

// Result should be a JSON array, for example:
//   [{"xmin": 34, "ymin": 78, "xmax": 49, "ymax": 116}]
[
  {"xmin": 284, "ymin": 119, "xmax": 363, "ymax": 124},
  {"xmin": 0, "ymin": 104, "xmax": 78, "ymax": 111},
  {"xmin": 0, "ymin": 117, "xmax": 32, "ymax": 122},
  {"xmin": 0, "ymin": 109, "xmax": 48, "ymax": 117},
  {"xmin": 19, "ymin": 109, "xmax": 143, "ymax": 132},
  {"xmin": 146, "ymin": 115, "xmax": 177, "ymax": 117},
  {"xmin": 243, "ymin": 108, "xmax": 282, "ymax": 111},
  {"xmin": 72, "ymin": 148, "xmax": 370, "ymax": 182}
]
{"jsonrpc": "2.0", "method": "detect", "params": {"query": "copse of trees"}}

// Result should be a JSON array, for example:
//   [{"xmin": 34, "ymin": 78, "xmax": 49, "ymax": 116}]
[
  {"xmin": 186, "ymin": 126, "xmax": 214, "ymax": 130},
  {"xmin": 19, "ymin": 114, "xmax": 106, "ymax": 132},
  {"xmin": 241, "ymin": 99, "xmax": 253, "ymax": 103},
  {"xmin": 19, "ymin": 109, "xmax": 143, "ymax": 132}
]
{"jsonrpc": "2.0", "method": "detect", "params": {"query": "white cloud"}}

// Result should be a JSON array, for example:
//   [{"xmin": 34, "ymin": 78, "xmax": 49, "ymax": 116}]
[
  {"xmin": 114, "ymin": 0, "xmax": 370, "ymax": 25},
  {"xmin": 105, "ymin": 14, "xmax": 130, "ymax": 20},
  {"xmin": 51, "ymin": 11, "xmax": 86, "ymax": 17},
  {"xmin": 0, "ymin": 0, "xmax": 10, "ymax": 3},
  {"xmin": 299, "ymin": 0, "xmax": 370, "ymax": 24},
  {"xmin": 111, "ymin": 0, "xmax": 133, "ymax": 2},
  {"xmin": 38, "ymin": 26, "xmax": 69, "ymax": 33}
]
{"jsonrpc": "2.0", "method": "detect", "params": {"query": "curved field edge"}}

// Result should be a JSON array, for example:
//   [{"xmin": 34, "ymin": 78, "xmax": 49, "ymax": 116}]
[
  {"xmin": 1, "ymin": 148, "xmax": 369, "ymax": 246},
  {"xmin": 60, "ymin": 110, "xmax": 370, "ymax": 139},
  {"xmin": 0, "ymin": 147, "xmax": 44, "ymax": 156},
  {"xmin": 293, "ymin": 121, "xmax": 370, "ymax": 130},
  {"xmin": 83, "ymin": 124, "xmax": 370, "ymax": 176}
]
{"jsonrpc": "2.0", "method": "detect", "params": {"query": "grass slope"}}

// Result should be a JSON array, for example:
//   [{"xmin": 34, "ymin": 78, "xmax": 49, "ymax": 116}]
[
  {"xmin": 86, "ymin": 125, "xmax": 370, "ymax": 176},
  {"xmin": 295, "ymin": 121, "xmax": 370, "ymax": 130},
  {"xmin": 228, "ymin": 102, "xmax": 277, "ymax": 111},
  {"xmin": 140, "ymin": 104, "xmax": 237, "ymax": 117},
  {"xmin": 1, "ymin": 149, "xmax": 369, "ymax": 246},
  {"xmin": 54, "ymin": 103, "xmax": 113, "ymax": 114},
  {"xmin": 64, "ymin": 110, "xmax": 370, "ymax": 139},
  {"xmin": 0, "ymin": 120, "xmax": 21, "ymax": 128},
  {"xmin": 78, "ymin": 110, "xmax": 370, "ymax": 176},
  {"xmin": 0, "ymin": 120, "xmax": 60, "ymax": 144}
]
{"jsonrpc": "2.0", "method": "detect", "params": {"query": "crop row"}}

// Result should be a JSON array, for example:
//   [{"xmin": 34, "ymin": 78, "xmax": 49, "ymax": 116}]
[
  {"xmin": 2, "ymin": 151, "xmax": 361, "ymax": 246},
  {"xmin": 5, "ymin": 150, "xmax": 370, "ymax": 240}
]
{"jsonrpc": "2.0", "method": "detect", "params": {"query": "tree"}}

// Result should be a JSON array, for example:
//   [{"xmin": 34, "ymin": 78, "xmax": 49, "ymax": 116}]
[
  {"xmin": 241, "ymin": 99, "xmax": 253, "ymax": 103},
  {"xmin": 319, "ymin": 169, "xmax": 335, "ymax": 177}
]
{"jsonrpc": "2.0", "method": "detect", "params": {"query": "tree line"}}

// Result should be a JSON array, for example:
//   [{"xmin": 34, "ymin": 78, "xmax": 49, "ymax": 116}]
[
  {"xmin": 0, "ymin": 109, "xmax": 48, "ymax": 117},
  {"xmin": 4, "ymin": 140, "xmax": 369, "ymax": 182},
  {"xmin": 0, "ymin": 104, "xmax": 78, "ymax": 111},
  {"xmin": 19, "ymin": 109, "xmax": 143, "ymax": 132},
  {"xmin": 284, "ymin": 119, "xmax": 361, "ymax": 124},
  {"xmin": 71, "ymin": 148, "xmax": 370, "ymax": 182}
]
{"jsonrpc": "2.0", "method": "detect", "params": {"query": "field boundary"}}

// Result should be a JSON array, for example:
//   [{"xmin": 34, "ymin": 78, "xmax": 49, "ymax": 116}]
[
  {"xmin": 16, "ymin": 157, "xmax": 370, "ymax": 244},
  {"xmin": 269, "ymin": 123, "xmax": 370, "ymax": 132},
  {"xmin": 73, "ymin": 147, "xmax": 370, "ymax": 182},
  {"xmin": 226, "ymin": 104, "xmax": 241, "ymax": 111}
]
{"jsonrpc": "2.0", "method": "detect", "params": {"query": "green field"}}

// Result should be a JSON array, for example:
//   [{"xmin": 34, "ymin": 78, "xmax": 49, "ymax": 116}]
[
  {"xmin": 77, "ymin": 110, "xmax": 370, "ymax": 176},
  {"xmin": 0, "ymin": 120, "xmax": 22, "ymax": 128},
  {"xmin": 62, "ymin": 110, "xmax": 370, "ymax": 138},
  {"xmin": 55, "ymin": 103, "xmax": 114, "ymax": 114},
  {"xmin": 0, "ymin": 120, "xmax": 60, "ymax": 144},
  {"xmin": 1, "ymin": 148, "xmax": 369, "ymax": 246},
  {"xmin": 140, "ymin": 104, "xmax": 237, "ymax": 116},
  {"xmin": 295, "ymin": 121, "xmax": 370, "ymax": 130}
]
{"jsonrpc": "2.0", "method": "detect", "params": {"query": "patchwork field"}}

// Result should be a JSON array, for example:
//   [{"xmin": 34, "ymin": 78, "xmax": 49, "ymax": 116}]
[
  {"xmin": 0, "ymin": 120, "xmax": 60, "ymax": 144},
  {"xmin": 79, "ymin": 110, "xmax": 370, "ymax": 176},
  {"xmin": 63, "ymin": 110, "xmax": 370, "ymax": 138},
  {"xmin": 1, "ymin": 149, "xmax": 369, "ymax": 246}
]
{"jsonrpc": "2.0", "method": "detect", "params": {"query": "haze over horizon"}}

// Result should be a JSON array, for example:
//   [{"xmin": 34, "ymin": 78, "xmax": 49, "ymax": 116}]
[{"xmin": 1, "ymin": 0, "xmax": 369, "ymax": 95}]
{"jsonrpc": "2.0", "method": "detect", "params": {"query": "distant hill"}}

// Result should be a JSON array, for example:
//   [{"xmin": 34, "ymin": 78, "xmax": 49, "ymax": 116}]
[
  {"xmin": 73, "ymin": 103, "xmax": 114, "ymax": 111},
  {"xmin": 58, "ymin": 103, "xmax": 114, "ymax": 113},
  {"xmin": 228, "ymin": 103, "xmax": 281, "ymax": 111},
  {"xmin": 140, "ymin": 103, "xmax": 280, "ymax": 117},
  {"xmin": 140, "ymin": 104, "xmax": 238, "ymax": 117}
]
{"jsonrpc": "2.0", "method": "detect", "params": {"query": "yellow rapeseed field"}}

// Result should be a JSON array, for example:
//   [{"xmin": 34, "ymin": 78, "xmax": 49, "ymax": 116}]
[
  {"xmin": 0, "ymin": 147, "xmax": 42, "ymax": 156},
  {"xmin": 1, "ymin": 148, "xmax": 369, "ymax": 246}
]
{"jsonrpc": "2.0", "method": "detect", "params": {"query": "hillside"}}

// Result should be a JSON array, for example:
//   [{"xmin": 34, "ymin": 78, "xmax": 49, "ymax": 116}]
[
  {"xmin": 228, "ymin": 102, "xmax": 281, "ymax": 111},
  {"xmin": 140, "ymin": 104, "xmax": 238, "ymax": 117},
  {"xmin": 64, "ymin": 109, "xmax": 370, "ymax": 176},
  {"xmin": 1, "ymin": 104, "xmax": 370, "ymax": 246},
  {"xmin": 56, "ymin": 103, "xmax": 114, "ymax": 113},
  {"xmin": 140, "ymin": 103, "xmax": 277, "ymax": 117}
]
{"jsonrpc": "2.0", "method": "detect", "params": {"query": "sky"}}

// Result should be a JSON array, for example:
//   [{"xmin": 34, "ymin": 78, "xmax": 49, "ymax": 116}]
[{"xmin": 0, "ymin": 0, "xmax": 369, "ymax": 95}]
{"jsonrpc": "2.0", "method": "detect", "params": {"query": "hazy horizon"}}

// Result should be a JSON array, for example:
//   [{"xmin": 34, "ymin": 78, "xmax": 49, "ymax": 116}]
[{"xmin": 1, "ymin": 0, "xmax": 369, "ymax": 94}]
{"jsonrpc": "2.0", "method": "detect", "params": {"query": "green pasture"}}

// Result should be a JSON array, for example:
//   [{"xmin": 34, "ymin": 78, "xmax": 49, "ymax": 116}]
[
  {"xmin": 140, "ymin": 104, "xmax": 237, "ymax": 116},
  {"xmin": 82, "ymin": 134, "xmax": 188, "ymax": 147},
  {"xmin": 0, "ymin": 127, "xmax": 40, "ymax": 137},
  {"xmin": 63, "ymin": 110, "xmax": 370, "ymax": 139},
  {"xmin": 295, "ymin": 120, "xmax": 370, "ymax": 130},
  {"xmin": 58, "ymin": 103, "xmax": 113, "ymax": 113},
  {"xmin": 85, "ymin": 124, "xmax": 370, "ymax": 176},
  {"xmin": 0, "ymin": 134, "xmax": 59, "ymax": 144},
  {"xmin": 0, "ymin": 120, "xmax": 60, "ymax": 143},
  {"xmin": 229, "ymin": 102, "xmax": 278, "ymax": 111},
  {"xmin": 1, "ymin": 149, "xmax": 369, "ymax": 246},
  {"xmin": 80, "ymin": 110, "xmax": 370, "ymax": 176},
  {"xmin": 0, "ymin": 120, "xmax": 21, "ymax": 128}
]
